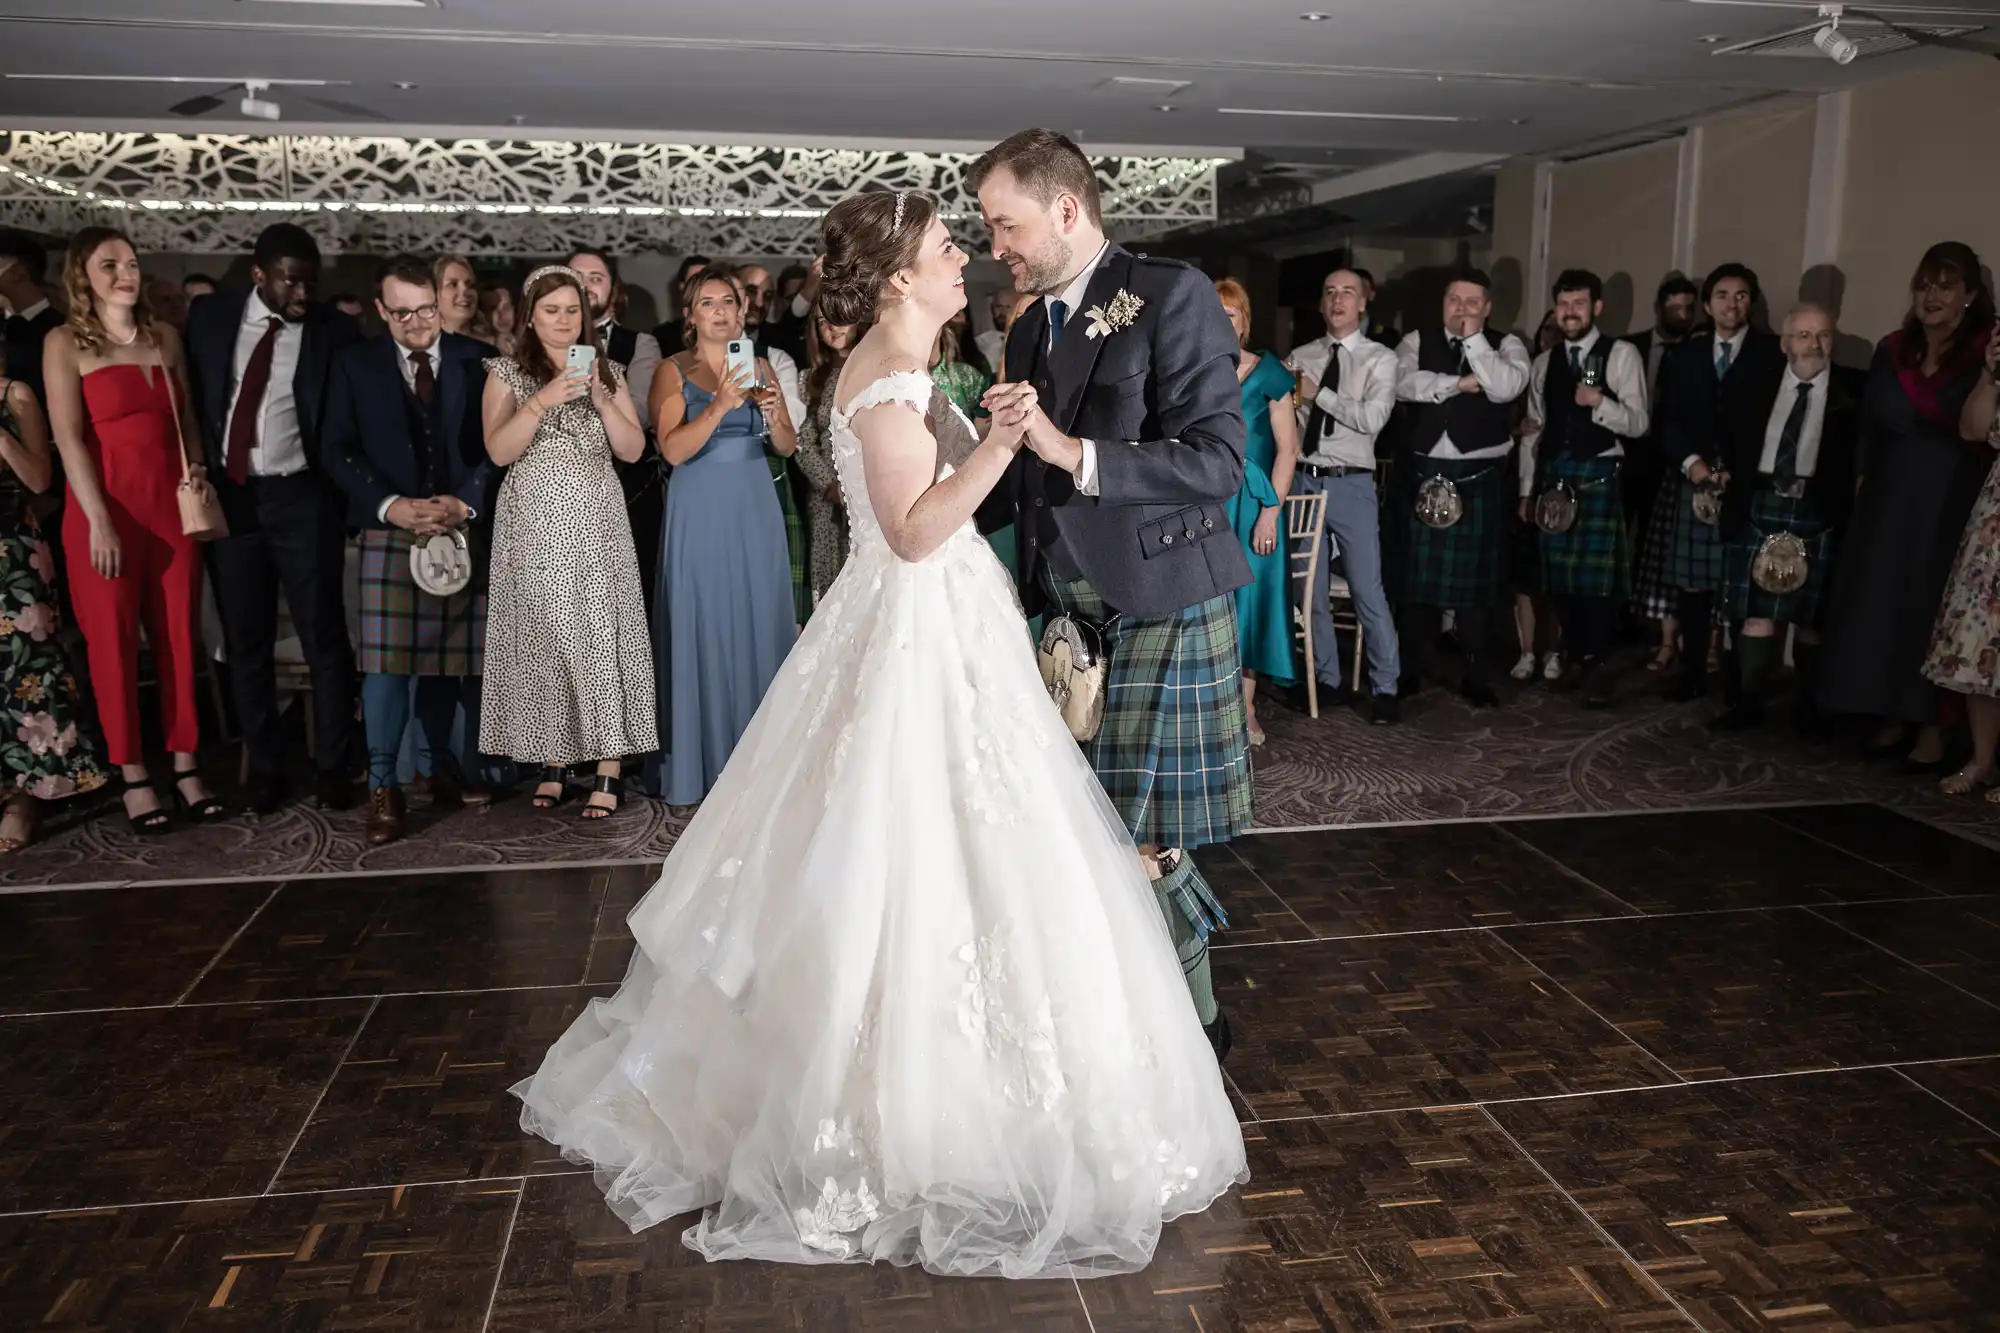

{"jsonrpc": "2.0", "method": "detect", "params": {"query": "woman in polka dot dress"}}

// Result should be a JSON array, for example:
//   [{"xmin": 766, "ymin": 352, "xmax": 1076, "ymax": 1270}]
[{"xmin": 480, "ymin": 265, "xmax": 657, "ymax": 818}]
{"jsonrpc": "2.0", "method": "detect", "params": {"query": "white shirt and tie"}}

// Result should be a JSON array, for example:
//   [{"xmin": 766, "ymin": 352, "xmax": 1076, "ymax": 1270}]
[
  {"xmin": 1043, "ymin": 238, "xmax": 1113, "ymax": 496},
  {"xmin": 1393, "ymin": 328, "xmax": 1532, "ymax": 459},
  {"xmin": 1760, "ymin": 367, "xmax": 1829, "ymax": 481},
  {"xmin": 375, "ymin": 341, "xmax": 446, "ymax": 524},
  {"xmin": 1285, "ymin": 328, "xmax": 1399, "ymax": 469},
  {"xmin": 224, "ymin": 290, "xmax": 307, "ymax": 477},
  {"xmin": 1518, "ymin": 327, "xmax": 1651, "ymax": 496}
]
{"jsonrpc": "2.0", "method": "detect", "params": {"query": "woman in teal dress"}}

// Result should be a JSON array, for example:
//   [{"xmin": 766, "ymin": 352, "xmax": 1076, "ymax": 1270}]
[
  {"xmin": 930, "ymin": 313, "xmax": 1022, "ymax": 580},
  {"xmin": 1215, "ymin": 280, "xmax": 1300, "ymax": 746}
]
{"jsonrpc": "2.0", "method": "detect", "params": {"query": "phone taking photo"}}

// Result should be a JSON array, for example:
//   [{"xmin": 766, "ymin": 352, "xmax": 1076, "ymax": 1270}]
[
  {"xmin": 566, "ymin": 343, "xmax": 598, "ymax": 377},
  {"xmin": 724, "ymin": 338, "xmax": 757, "ymax": 387}
]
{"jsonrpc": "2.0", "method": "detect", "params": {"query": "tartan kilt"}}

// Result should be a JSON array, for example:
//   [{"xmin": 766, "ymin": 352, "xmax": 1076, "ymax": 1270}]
[
  {"xmin": 1666, "ymin": 475, "xmax": 1727, "ymax": 592},
  {"xmin": 769, "ymin": 454, "xmax": 812, "ymax": 624},
  {"xmin": 1400, "ymin": 454, "xmax": 1513, "ymax": 610},
  {"xmin": 1723, "ymin": 486, "xmax": 1835, "ymax": 626},
  {"xmin": 356, "ymin": 527, "xmax": 486, "ymax": 678},
  {"xmin": 1631, "ymin": 470, "xmax": 1680, "ymax": 619},
  {"xmin": 1042, "ymin": 571, "xmax": 1253, "ymax": 852},
  {"xmin": 1536, "ymin": 453, "xmax": 1628, "ymax": 599}
]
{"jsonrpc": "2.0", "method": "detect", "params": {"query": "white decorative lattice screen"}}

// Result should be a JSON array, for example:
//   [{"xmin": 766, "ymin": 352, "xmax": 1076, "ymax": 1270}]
[{"xmin": 0, "ymin": 131, "xmax": 1221, "ymax": 255}]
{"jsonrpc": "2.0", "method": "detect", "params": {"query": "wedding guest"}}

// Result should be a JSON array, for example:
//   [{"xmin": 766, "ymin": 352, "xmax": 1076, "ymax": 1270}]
[
  {"xmin": 729, "ymin": 263, "xmax": 812, "ymax": 624},
  {"xmin": 0, "ymin": 371, "xmax": 106, "ymax": 853},
  {"xmin": 436, "ymin": 255, "xmax": 481, "ymax": 338},
  {"xmin": 329, "ymin": 293, "xmax": 367, "ymax": 322},
  {"xmin": 647, "ymin": 265, "xmax": 796, "ymax": 807},
  {"xmin": 1819, "ymin": 241, "xmax": 1995, "ymax": 770},
  {"xmin": 759, "ymin": 261, "xmax": 811, "ymax": 363},
  {"xmin": 569, "ymin": 246, "xmax": 669, "ymax": 616},
  {"xmin": 1393, "ymin": 268, "xmax": 1532, "ymax": 706},
  {"xmin": 478, "ymin": 280, "xmax": 519, "ymax": 357},
  {"xmin": 44, "ymin": 227, "xmax": 223, "ymax": 830},
  {"xmin": 1655, "ymin": 263, "xmax": 1782, "ymax": 703},
  {"xmin": 1287, "ymin": 267, "xmax": 1402, "ymax": 723},
  {"xmin": 1924, "ymin": 329, "xmax": 2000, "ymax": 799},
  {"xmin": 0, "ymin": 231, "xmax": 60, "ymax": 409},
  {"xmin": 1519, "ymin": 269, "xmax": 1650, "ymax": 708},
  {"xmin": 973, "ymin": 284, "xmax": 1018, "ymax": 374},
  {"xmin": 321, "ymin": 254, "xmax": 503, "ymax": 845},
  {"xmin": 181, "ymin": 274, "xmax": 217, "ymax": 305},
  {"xmin": 1216, "ymin": 278, "xmax": 1297, "ymax": 744},
  {"xmin": 792, "ymin": 308, "xmax": 854, "ymax": 608},
  {"xmin": 1628, "ymin": 273, "xmax": 1700, "ymax": 673},
  {"xmin": 1511, "ymin": 309, "xmax": 1564, "ymax": 682},
  {"xmin": 649, "ymin": 253, "xmax": 710, "ymax": 353},
  {"xmin": 481, "ymin": 264, "xmax": 654, "ymax": 819},
  {"xmin": 1353, "ymin": 268, "xmax": 1402, "ymax": 349},
  {"xmin": 930, "ymin": 309, "xmax": 991, "ymax": 418},
  {"xmin": 1712, "ymin": 303, "xmax": 1862, "ymax": 734},
  {"xmin": 184, "ymin": 222, "xmax": 361, "ymax": 813}
]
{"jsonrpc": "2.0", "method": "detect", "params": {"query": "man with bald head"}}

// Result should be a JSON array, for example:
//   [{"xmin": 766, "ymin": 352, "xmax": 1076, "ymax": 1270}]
[
  {"xmin": 1711, "ymin": 302, "xmax": 1863, "ymax": 733},
  {"xmin": 1286, "ymin": 267, "xmax": 1404, "ymax": 722}
]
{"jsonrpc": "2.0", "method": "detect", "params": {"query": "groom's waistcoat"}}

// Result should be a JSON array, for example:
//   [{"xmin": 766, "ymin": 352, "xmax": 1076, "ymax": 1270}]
[{"xmin": 988, "ymin": 245, "xmax": 1250, "ymax": 621}]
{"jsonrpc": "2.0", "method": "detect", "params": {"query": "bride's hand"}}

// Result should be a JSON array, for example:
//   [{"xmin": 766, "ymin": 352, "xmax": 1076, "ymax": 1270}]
[{"xmin": 983, "ymin": 382, "xmax": 1038, "ymax": 452}]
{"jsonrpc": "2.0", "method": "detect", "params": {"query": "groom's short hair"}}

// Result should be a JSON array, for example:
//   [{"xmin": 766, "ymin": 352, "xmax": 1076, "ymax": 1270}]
[{"xmin": 968, "ymin": 129, "xmax": 1102, "ymax": 227}]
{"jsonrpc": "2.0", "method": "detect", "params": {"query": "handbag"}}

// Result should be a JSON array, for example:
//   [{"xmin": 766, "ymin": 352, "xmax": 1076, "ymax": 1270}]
[
  {"xmin": 1037, "ymin": 614, "xmax": 1107, "ymax": 743},
  {"xmin": 409, "ymin": 528, "xmax": 474, "ymax": 597},
  {"xmin": 159, "ymin": 348, "xmax": 227, "ymax": 541}
]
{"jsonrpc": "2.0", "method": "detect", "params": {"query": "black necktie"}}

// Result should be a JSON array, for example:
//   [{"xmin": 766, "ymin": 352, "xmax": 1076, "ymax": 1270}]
[
  {"xmin": 1450, "ymin": 336, "xmax": 1467, "ymax": 374},
  {"xmin": 408, "ymin": 349, "xmax": 440, "ymax": 492},
  {"xmin": 1048, "ymin": 299, "xmax": 1068, "ymax": 349},
  {"xmin": 1303, "ymin": 340, "xmax": 1343, "ymax": 449},
  {"xmin": 1774, "ymin": 380, "xmax": 1812, "ymax": 487}
]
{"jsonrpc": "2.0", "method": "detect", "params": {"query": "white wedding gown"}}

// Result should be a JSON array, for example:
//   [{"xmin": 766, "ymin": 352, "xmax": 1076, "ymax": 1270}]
[{"xmin": 514, "ymin": 371, "xmax": 1247, "ymax": 1279}]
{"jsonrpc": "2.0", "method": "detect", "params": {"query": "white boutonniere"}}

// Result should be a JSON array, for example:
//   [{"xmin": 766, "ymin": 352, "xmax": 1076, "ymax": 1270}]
[{"xmin": 1083, "ymin": 290, "xmax": 1144, "ymax": 340}]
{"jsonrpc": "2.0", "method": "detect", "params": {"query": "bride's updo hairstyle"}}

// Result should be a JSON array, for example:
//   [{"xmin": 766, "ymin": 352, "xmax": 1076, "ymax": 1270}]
[{"xmin": 817, "ymin": 190, "xmax": 940, "ymax": 327}]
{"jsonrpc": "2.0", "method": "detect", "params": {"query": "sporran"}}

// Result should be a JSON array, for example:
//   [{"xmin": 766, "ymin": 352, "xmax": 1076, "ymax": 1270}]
[
  {"xmin": 1535, "ymin": 482, "xmax": 1579, "ymax": 534},
  {"xmin": 410, "ymin": 529, "xmax": 474, "ymax": 598},
  {"xmin": 1414, "ymin": 475, "xmax": 1463, "ymax": 530},
  {"xmin": 1750, "ymin": 531, "xmax": 1810, "ymax": 595},
  {"xmin": 1691, "ymin": 479, "xmax": 1725, "ymax": 526},
  {"xmin": 1037, "ymin": 614, "xmax": 1107, "ymax": 743}
]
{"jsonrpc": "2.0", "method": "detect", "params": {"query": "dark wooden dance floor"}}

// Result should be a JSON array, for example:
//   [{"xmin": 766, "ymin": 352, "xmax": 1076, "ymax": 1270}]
[{"xmin": 1, "ymin": 801, "xmax": 1995, "ymax": 1330}]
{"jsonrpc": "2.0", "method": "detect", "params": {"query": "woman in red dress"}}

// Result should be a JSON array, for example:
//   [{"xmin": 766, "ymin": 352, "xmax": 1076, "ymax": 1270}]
[{"xmin": 43, "ymin": 227, "xmax": 224, "ymax": 831}]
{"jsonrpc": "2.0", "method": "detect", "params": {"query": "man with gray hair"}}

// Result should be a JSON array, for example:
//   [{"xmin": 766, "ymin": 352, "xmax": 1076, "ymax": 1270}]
[{"xmin": 1711, "ymin": 302, "xmax": 1864, "ymax": 733}]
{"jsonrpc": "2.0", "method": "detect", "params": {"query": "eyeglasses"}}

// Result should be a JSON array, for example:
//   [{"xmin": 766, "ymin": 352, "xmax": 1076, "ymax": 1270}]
[
  {"xmin": 383, "ymin": 303, "xmax": 440, "ymax": 324},
  {"xmin": 1911, "ymin": 281, "xmax": 1966, "ymax": 299}
]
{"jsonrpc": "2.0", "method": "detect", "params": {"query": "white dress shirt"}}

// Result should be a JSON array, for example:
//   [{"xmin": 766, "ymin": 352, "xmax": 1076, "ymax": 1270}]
[
  {"xmin": 11, "ymin": 298, "xmax": 49, "ymax": 322},
  {"xmin": 376, "ymin": 342, "xmax": 444, "ymax": 524},
  {"xmin": 1285, "ymin": 329, "xmax": 1398, "ymax": 470},
  {"xmin": 1759, "ymin": 367, "xmax": 1829, "ymax": 479},
  {"xmin": 225, "ymin": 290, "xmax": 306, "ymax": 477},
  {"xmin": 974, "ymin": 328, "xmax": 1007, "ymax": 374},
  {"xmin": 762, "ymin": 342, "xmax": 807, "ymax": 437},
  {"xmin": 1043, "ymin": 238, "xmax": 1114, "ymax": 495},
  {"xmin": 1712, "ymin": 327, "xmax": 1746, "ymax": 380},
  {"xmin": 600, "ymin": 318, "xmax": 663, "ymax": 433},
  {"xmin": 1394, "ymin": 328, "xmax": 1531, "ymax": 460},
  {"xmin": 1518, "ymin": 328, "xmax": 1650, "ymax": 496}
]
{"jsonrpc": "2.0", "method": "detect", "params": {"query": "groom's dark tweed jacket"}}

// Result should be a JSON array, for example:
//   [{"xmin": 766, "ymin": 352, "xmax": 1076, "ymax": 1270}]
[{"xmin": 980, "ymin": 243, "xmax": 1250, "ymax": 620}]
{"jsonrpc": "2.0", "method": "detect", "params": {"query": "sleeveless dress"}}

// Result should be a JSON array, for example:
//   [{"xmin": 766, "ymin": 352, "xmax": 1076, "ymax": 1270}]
[
  {"xmin": 514, "ymin": 370, "xmax": 1246, "ymax": 1278},
  {"xmin": 649, "ymin": 369, "xmax": 796, "ymax": 806},
  {"xmin": 478, "ymin": 358, "xmax": 656, "ymax": 767},
  {"xmin": 1226, "ymin": 352, "xmax": 1296, "ymax": 682},
  {"xmin": 1923, "ymin": 405, "xmax": 2000, "ymax": 698}
]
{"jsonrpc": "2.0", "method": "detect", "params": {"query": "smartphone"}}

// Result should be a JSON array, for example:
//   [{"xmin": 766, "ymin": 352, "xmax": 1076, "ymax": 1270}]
[
  {"xmin": 566, "ymin": 343, "xmax": 597, "ymax": 377},
  {"xmin": 724, "ymin": 337, "xmax": 757, "ymax": 387}
]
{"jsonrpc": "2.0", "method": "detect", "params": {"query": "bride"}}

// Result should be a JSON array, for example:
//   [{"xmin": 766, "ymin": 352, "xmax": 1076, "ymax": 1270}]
[{"xmin": 513, "ymin": 189, "xmax": 1247, "ymax": 1279}]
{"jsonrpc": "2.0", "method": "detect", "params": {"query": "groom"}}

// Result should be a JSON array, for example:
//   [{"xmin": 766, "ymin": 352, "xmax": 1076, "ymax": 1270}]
[{"xmin": 973, "ymin": 129, "xmax": 1252, "ymax": 1059}]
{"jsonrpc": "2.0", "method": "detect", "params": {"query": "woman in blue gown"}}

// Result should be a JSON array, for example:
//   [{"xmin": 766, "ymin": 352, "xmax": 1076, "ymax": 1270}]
[{"xmin": 1215, "ymin": 280, "xmax": 1300, "ymax": 747}]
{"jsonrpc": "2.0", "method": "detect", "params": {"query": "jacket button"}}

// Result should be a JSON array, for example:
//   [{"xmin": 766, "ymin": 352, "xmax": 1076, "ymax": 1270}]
[
  {"xmin": 1203, "ymin": 517, "xmax": 1215, "ymax": 530},
  {"xmin": 1184, "ymin": 528, "xmax": 1196, "ymax": 540},
  {"xmin": 1161, "ymin": 533, "xmax": 1174, "ymax": 546},
  {"xmin": 1034, "ymin": 496, "xmax": 1046, "ymax": 508}
]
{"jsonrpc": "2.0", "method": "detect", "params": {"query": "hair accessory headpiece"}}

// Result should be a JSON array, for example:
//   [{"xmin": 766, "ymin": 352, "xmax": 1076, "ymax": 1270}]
[
  {"xmin": 891, "ymin": 191, "xmax": 909, "ymax": 232},
  {"xmin": 524, "ymin": 263, "xmax": 584, "ymax": 288}
]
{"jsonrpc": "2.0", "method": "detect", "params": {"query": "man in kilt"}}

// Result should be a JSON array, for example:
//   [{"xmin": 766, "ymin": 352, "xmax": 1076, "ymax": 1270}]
[
  {"xmin": 1711, "ymin": 303, "xmax": 1862, "ymax": 733},
  {"xmin": 1655, "ymin": 263, "xmax": 1782, "ymax": 703},
  {"xmin": 1519, "ymin": 270, "xmax": 1652, "ymax": 708},
  {"xmin": 974, "ymin": 129, "xmax": 1251, "ymax": 1059},
  {"xmin": 1391, "ymin": 268, "xmax": 1531, "ymax": 706},
  {"xmin": 322, "ymin": 254, "xmax": 503, "ymax": 845}
]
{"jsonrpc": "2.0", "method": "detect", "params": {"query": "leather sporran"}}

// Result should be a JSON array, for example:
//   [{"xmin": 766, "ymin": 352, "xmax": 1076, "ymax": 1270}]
[
  {"xmin": 409, "ymin": 529, "xmax": 474, "ymax": 597},
  {"xmin": 1534, "ymin": 482, "xmax": 1579, "ymax": 534},
  {"xmin": 1751, "ymin": 531, "xmax": 1810, "ymax": 595},
  {"xmin": 1414, "ymin": 475, "xmax": 1463, "ymax": 530},
  {"xmin": 1037, "ymin": 614, "xmax": 1106, "ymax": 743},
  {"xmin": 1690, "ymin": 479, "xmax": 1725, "ymax": 526}
]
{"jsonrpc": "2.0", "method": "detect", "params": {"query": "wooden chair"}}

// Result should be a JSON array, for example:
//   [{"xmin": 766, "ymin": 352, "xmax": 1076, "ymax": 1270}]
[{"xmin": 1282, "ymin": 491, "xmax": 1327, "ymax": 718}]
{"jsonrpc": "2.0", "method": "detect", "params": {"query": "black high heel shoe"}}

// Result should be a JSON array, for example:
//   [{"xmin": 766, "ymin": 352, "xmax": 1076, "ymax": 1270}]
[
  {"xmin": 530, "ymin": 765, "xmax": 571, "ymax": 810},
  {"xmin": 118, "ymin": 779, "xmax": 172, "ymax": 835},
  {"xmin": 580, "ymin": 773, "xmax": 623, "ymax": 821},
  {"xmin": 172, "ymin": 772, "xmax": 229, "ymax": 822}
]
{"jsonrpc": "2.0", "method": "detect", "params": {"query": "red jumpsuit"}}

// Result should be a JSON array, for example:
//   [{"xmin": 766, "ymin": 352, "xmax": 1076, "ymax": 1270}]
[{"xmin": 62, "ymin": 364, "xmax": 202, "ymax": 765}]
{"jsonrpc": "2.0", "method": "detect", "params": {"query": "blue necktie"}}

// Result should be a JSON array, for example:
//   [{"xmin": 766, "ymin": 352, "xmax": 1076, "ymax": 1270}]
[
  {"xmin": 1568, "ymin": 345, "xmax": 1582, "ymax": 378},
  {"xmin": 1716, "ymin": 340, "xmax": 1733, "ymax": 381},
  {"xmin": 1048, "ymin": 299, "xmax": 1068, "ymax": 349}
]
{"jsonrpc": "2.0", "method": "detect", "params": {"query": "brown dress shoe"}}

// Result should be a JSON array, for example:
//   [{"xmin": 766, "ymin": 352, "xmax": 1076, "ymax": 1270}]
[
  {"xmin": 365, "ymin": 787, "xmax": 406, "ymax": 846},
  {"xmin": 426, "ymin": 766, "xmax": 495, "ymax": 809}
]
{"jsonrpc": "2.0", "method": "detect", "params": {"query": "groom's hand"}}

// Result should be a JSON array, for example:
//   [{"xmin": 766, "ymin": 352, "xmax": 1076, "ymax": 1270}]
[{"xmin": 990, "ymin": 389, "xmax": 1083, "ymax": 473}]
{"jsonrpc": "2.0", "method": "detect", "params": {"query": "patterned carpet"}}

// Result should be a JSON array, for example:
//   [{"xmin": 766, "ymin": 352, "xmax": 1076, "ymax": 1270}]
[{"xmin": 5, "ymin": 670, "xmax": 1996, "ymax": 888}]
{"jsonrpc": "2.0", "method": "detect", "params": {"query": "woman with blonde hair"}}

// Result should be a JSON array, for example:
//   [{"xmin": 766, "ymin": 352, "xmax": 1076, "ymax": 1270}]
[
  {"xmin": 435, "ymin": 254, "xmax": 482, "ymax": 339},
  {"xmin": 43, "ymin": 226, "xmax": 223, "ymax": 831}
]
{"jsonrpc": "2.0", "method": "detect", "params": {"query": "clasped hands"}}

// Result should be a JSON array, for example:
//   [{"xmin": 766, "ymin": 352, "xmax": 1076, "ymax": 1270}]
[
  {"xmin": 388, "ymin": 494, "xmax": 471, "ymax": 536},
  {"xmin": 980, "ymin": 381, "xmax": 1082, "ymax": 472}
]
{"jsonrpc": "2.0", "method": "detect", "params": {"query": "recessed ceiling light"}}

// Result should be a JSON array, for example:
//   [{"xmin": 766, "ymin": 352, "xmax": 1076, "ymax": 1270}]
[
  {"xmin": 1155, "ymin": 104, "xmax": 1177, "ymax": 112},
  {"xmin": 1698, "ymin": 33, "xmax": 1727, "ymax": 43},
  {"xmin": 1509, "ymin": 117, "xmax": 1529, "ymax": 125},
  {"xmin": 508, "ymin": 113, "xmax": 527, "ymax": 126},
  {"xmin": 393, "ymin": 81, "xmax": 417, "ymax": 90},
  {"xmin": 1300, "ymin": 12, "xmax": 1329, "ymax": 20},
  {"xmin": 1217, "ymin": 107, "xmax": 1470, "ymax": 123}
]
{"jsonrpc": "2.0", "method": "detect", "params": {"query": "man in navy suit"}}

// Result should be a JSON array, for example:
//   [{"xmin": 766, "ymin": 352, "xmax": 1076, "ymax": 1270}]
[
  {"xmin": 321, "ymin": 255, "xmax": 503, "ymax": 845},
  {"xmin": 973, "ymin": 129, "xmax": 1250, "ymax": 1059},
  {"xmin": 185, "ymin": 223, "xmax": 363, "ymax": 812}
]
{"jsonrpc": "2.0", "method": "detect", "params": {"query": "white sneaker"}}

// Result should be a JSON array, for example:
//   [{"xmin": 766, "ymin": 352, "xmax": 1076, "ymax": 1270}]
[
  {"xmin": 1510, "ymin": 652, "xmax": 1537, "ymax": 682},
  {"xmin": 1542, "ymin": 652, "xmax": 1565, "ymax": 681}
]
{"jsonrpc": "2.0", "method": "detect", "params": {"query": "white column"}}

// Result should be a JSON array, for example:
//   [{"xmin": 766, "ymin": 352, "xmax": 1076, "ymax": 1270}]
[
  {"xmin": 1802, "ymin": 90, "xmax": 1851, "ymax": 269},
  {"xmin": 1670, "ymin": 126, "xmax": 1703, "ymax": 276},
  {"xmin": 1526, "ymin": 159, "xmax": 1554, "ymax": 317}
]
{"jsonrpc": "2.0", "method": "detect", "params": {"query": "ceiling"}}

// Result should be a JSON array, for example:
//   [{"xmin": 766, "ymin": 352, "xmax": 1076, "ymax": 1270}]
[{"xmin": 1, "ymin": 0, "xmax": 1994, "ymax": 236}]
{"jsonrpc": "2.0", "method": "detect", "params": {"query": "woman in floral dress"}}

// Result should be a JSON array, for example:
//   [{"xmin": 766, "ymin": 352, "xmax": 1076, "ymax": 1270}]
[
  {"xmin": 1924, "ymin": 329, "xmax": 2000, "ymax": 801},
  {"xmin": 0, "ymin": 376, "xmax": 106, "ymax": 852}
]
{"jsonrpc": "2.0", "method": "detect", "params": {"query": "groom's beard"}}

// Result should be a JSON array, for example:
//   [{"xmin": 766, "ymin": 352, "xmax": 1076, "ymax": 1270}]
[{"xmin": 1015, "ymin": 235, "xmax": 1076, "ymax": 297}]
